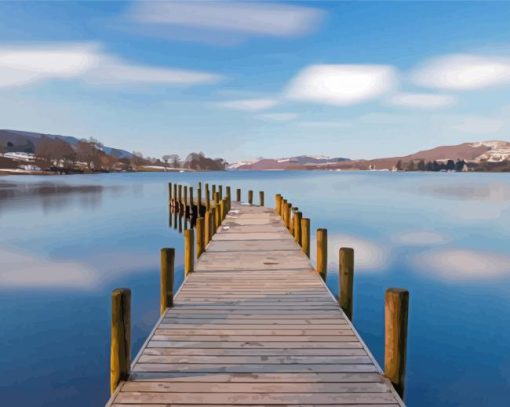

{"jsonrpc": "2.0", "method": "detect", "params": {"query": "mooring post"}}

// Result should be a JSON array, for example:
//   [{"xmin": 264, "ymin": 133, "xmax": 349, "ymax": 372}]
[
  {"xmin": 219, "ymin": 185, "xmax": 223, "ymax": 199},
  {"xmin": 197, "ymin": 188, "xmax": 202, "ymax": 214},
  {"xmin": 214, "ymin": 191, "xmax": 220, "ymax": 206},
  {"xmin": 281, "ymin": 199, "xmax": 287, "ymax": 222},
  {"xmin": 160, "ymin": 248, "xmax": 175, "ymax": 314},
  {"xmin": 173, "ymin": 184, "xmax": 177, "ymax": 208},
  {"xmin": 183, "ymin": 186, "xmax": 188, "ymax": 214},
  {"xmin": 220, "ymin": 199, "xmax": 225, "ymax": 222},
  {"xmin": 275, "ymin": 194, "xmax": 281, "ymax": 214},
  {"xmin": 285, "ymin": 203, "xmax": 292, "ymax": 230},
  {"xmin": 339, "ymin": 248, "xmax": 354, "ymax": 320},
  {"xmin": 196, "ymin": 217, "xmax": 205, "ymax": 257},
  {"xmin": 385, "ymin": 288, "xmax": 409, "ymax": 399},
  {"xmin": 316, "ymin": 228, "xmax": 327, "ymax": 280},
  {"xmin": 301, "ymin": 218, "xmax": 310, "ymax": 257},
  {"xmin": 212, "ymin": 184, "xmax": 216, "ymax": 199},
  {"xmin": 215, "ymin": 203, "xmax": 221, "ymax": 230},
  {"xmin": 290, "ymin": 207, "xmax": 298, "ymax": 235},
  {"xmin": 178, "ymin": 184, "xmax": 182, "ymax": 207},
  {"xmin": 168, "ymin": 182, "xmax": 172, "ymax": 203},
  {"xmin": 189, "ymin": 187, "xmax": 194, "ymax": 218},
  {"xmin": 184, "ymin": 229, "xmax": 194, "ymax": 276},
  {"xmin": 210, "ymin": 208, "xmax": 216, "ymax": 238},
  {"xmin": 110, "ymin": 288, "xmax": 131, "ymax": 395},
  {"xmin": 259, "ymin": 191, "xmax": 264, "ymax": 206},
  {"xmin": 248, "ymin": 190, "xmax": 253, "ymax": 205},
  {"xmin": 204, "ymin": 210, "xmax": 211, "ymax": 246},
  {"xmin": 294, "ymin": 211, "xmax": 302, "ymax": 245},
  {"xmin": 226, "ymin": 186, "xmax": 231, "ymax": 201},
  {"xmin": 236, "ymin": 188, "xmax": 241, "ymax": 202},
  {"xmin": 205, "ymin": 188, "xmax": 210, "ymax": 210}
]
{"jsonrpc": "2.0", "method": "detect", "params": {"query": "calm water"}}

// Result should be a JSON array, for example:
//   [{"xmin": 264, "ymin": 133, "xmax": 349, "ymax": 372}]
[{"xmin": 1, "ymin": 171, "xmax": 509, "ymax": 406}]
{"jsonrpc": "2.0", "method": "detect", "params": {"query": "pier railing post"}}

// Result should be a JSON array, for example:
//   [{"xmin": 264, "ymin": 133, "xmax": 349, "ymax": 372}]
[
  {"xmin": 110, "ymin": 288, "xmax": 131, "ymax": 395},
  {"xmin": 259, "ymin": 191, "xmax": 264, "ymax": 206},
  {"xmin": 385, "ymin": 288, "xmax": 409, "ymax": 399},
  {"xmin": 285, "ymin": 203, "xmax": 292, "ymax": 230},
  {"xmin": 339, "ymin": 248, "xmax": 354, "ymax": 320},
  {"xmin": 204, "ymin": 211, "xmax": 211, "ymax": 246},
  {"xmin": 184, "ymin": 229, "xmax": 194, "ymax": 276},
  {"xmin": 294, "ymin": 211, "xmax": 302, "ymax": 245},
  {"xmin": 248, "ymin": 190, "xmax": 253, "ymax": 205},
  {"xmin": 301, "ymin": 218, "xmax": 310, "ymax": 257},
  {"xmin": 275, "ymin": 194, "xmax": 281, "ymax": 214},
  {"xmin": 316, "ymin": 228, "xmax": 327, "ymax": 280},
  {"xmin": 196, "ymin": 217, "xmax": 205, "ymax": 257},
  {"xmin": 160, "ymin": 248, "xmax": 175, "ymax": 314},
  {"xmin": 210, "ymin": 208, "xmax": 216, "ymax": 239},
  {"xmin": 236, "ymin": 188, "xmax": 241, "ymax": 202}
]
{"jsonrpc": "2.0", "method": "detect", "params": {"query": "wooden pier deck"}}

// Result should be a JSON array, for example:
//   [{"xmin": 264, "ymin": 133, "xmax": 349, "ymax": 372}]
[{"xmin": 107, "ymin": 202, "xmax": 405, "ymax": 406}]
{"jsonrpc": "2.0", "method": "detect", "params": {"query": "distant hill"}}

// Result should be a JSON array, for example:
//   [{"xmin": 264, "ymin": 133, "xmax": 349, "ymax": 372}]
[
  {"xmin": 0, "ymin": 129, "xmax": 133, "ymax": 159},
  {"xmin": 228, "ymin": 155, "xmax": 350, "ymax": 170},
  {"xmin": 229, "ymin": 141, "xmax": 510, "ymax": 172}
]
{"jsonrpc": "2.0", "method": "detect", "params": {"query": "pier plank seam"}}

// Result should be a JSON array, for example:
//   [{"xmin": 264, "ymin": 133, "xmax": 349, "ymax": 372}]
[{"xmin": 107, "ymin": 202, "xmax": 405, "ymax": 407}]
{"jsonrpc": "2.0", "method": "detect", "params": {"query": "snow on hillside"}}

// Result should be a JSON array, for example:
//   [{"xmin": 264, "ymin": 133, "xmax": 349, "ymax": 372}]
[{"xmin": 471, "ymin": 141, "xmax": 510, "ymax": 162}]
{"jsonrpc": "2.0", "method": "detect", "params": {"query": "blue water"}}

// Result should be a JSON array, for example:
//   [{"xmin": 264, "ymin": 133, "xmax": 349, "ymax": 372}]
[{"xmin": 1, "ymin": 171, "xmax": 509, "ymax": 406}]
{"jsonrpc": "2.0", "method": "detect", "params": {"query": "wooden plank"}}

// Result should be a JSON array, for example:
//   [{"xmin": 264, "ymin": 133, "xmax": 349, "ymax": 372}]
[
  {"xmin": 121, "ymin": 381, "xmax": 390, "ymax": 393},
  {"xmin": 138, "ymin": 355, "xmax": 372, "ymax": 365},
  {"xmin": 114, "ymin": 392, "xmax": 396, "ymax": 404},
  {"xmin": 142, "ymin": 348, "xmax": 366, "ymax": 356},
  {"xmin": 131, "ymin": 364, "xmax": 379, "ymax": 373},
  {"xmin": 147, "ymin": 341, "xmax": 364, "ymax": 349},
  {"xmin": 151, "ymin": 335, "xmax": 360, "ymax": 342}
]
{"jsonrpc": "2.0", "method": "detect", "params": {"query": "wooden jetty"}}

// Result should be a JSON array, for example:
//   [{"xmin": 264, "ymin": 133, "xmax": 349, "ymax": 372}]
[{"xmin": 106, "ymin": 184, "xmax": 408, "ymax": 406}]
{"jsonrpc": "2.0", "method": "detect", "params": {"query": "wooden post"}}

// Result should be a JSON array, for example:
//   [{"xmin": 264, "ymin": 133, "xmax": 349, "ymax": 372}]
[
  {"xmin": 184, "ymin": 229, "xmax": 194, "ymax": 276},
  {"xmin": 168, "ymin": 182, "xmax": 172, "ymax": 203},
  {"xmin": 236, "ymin": 188, "xmax": 241, "ymax": 202},
  {"xmin": 204, "ymin": 210, "xmax": 211, "ymax": 246},
  {"xmin": 339, "ymin": 248, "xmax": 354, "ymax": 320},
  {"xmin": 301, "ymin": 218, "xmax": 310, "ymax": 257},
  {"xmin": 226, "ymin": 186, "xmax": 231, "ymax": 201},
  {"xmin": 183, "ymin": 186, "xmax": 188, "ymax": 214},
  {"xmin": 197, "ymin": 188, "xmax": 202, "ymax": 213},
  {"xmin": 275, "ymin": 194, "xmax": 281, "ymax": 214},
  {"xmin": 110, "ymin": 288, "xmax": 131, "ymax": 395},
  {"xmin": 248, "ymin": 190, "xmax": 253, "ymax": 205},
  {"xmin": 220, "ymin": 199, "xmax": 225, "ymax": 222},
  {"xmin": 210, "ymin": 208, "xmax": 216, "ymax": 239},
  {"xmin": 173, "ymin": 184, "xmax": 177, "ymax": 208},
  {"xmin": 290, "ymin": 207, "xmax": 298, "ymax": 235},
  {"xmin": 282, "ymin": 199, "xmax": 287, "ymax": 222},
  {"xmin": 214, "ymin": 191, "xmax": 220, "ymax": 205},
  {"xmin": 178, "ymin": 185, "xmax": 182, "ymax": 206},
  {"xmin": 196, "ymin": 217, "xmax": 205, "ymax": 257},
  {"xmin": 285, "ymin": 203, "xmax": 292, "ymax": 230},
  {"xmin": 385, "ymin": 288, "xmax": 409, "ymax": 399},
  {"xmin": 205, "ymin": 188, "xmax": 210, "ymax": 210},
  {"xmin": 212, "ymin": 185, "xmax": 216, "ymax": 198},
  {"xmin": 219, "ymin": 185, "xmax": 223, "ymax": 199},
  {"xmin": 189, "ymin": 187, "xmax": 194, "ymax": 217},
  {"xmin": 316, "ymin": 228, "xmax": 327, "ymax": 280},
  {"xmin": 215, "ymin": 203, "xmax": 221, "ymax": 229},
  {"xmin": 259, "ymin": 191, "xmax": 264, "ymax": 206},
  {"xmin": 294, "ymin": 211, "xmax": 302, "ymax": 245},
  {"xmin": 160, "ymin": 248, "xmax": 175, "ymax": 314}
]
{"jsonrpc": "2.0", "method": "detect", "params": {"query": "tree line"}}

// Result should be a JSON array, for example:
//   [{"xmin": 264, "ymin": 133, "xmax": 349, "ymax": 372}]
[{"xmin": 395, "ymin": 159, "xmax": 468, "ymax": 172}]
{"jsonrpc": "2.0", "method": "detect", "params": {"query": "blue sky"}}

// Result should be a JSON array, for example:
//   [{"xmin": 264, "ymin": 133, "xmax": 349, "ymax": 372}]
[{"xmin": 1, "ymin": 1, "xmax": 510, "ymax": 161}]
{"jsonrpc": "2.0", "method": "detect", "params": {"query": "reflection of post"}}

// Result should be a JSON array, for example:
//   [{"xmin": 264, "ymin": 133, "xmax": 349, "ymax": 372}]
[
  {"xmin": 168, "ymin": 206, "xmax": 172, "ymax": 228},
  {"xmin": 173, "ymin": 210, "xmax": 178, "ymax": 230}
]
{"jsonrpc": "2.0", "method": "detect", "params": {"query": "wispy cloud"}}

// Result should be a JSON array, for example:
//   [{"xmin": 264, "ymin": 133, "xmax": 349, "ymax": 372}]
[
  {"xmin": 412, "ymin": 248, "xmax": 510, "ymax": 281},
  {"xmin": 0, "ymin": 43, "xmax": 222, "ymax": 89},
  {"xmin": 285, "ymin": 64, "xmax": 397, "ymax": 106},
  {"xmin": 127, "ymin": 1, "xmax": 324, "ymax": 40},
  {"xmin": 410, "ymin": 54, "xmax": 510, "ymax": 91},
  {"xmin": 218, "ymin": 98, "xmax": 280, "ymax": 111},
  {"xmin": 392, "ymin": 231, "xmax": 449, "ymax": 246},
  {"xmin": 257, "ymin": 112, "xmax": 297, "ymax": 122},
  {"xmin": 386, "ymin": 92, "xmax": 456, "ymax": 109}
]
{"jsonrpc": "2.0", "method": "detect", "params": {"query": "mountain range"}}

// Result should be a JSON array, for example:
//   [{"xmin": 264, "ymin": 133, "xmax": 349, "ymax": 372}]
[{"xmin": 228, "ymin": 140, "xmax": 510, "ymax": 171}]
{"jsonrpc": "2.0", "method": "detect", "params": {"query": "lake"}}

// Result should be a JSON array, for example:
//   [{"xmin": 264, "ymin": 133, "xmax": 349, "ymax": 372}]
[{"xmin": 1, "ymin": 171, "xmax": 509, "ymax": 406}]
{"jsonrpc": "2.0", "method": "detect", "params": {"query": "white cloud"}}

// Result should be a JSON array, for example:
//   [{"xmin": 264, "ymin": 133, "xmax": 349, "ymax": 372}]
[
  {"xmin": 325, "ymin": 234, "xmax": 389, "ymax": 271},
  {"xmin": 87, "ymin": 56, "xmax": 221, "ymax": 86},
  {"xmin": 387, "ymin": 92, "xmax": 456, "ymax": 109},
  {"xmin": 218, "ymin": 98, "xmax": 280, "ymax": 111},
  {"xmin": 298, "ymin": 120, "xmax": 352, "ymax": 128},
  {"xmin": 257, "ymin": 112, "xmax": 298, "ymax": 122},
  {"xmin": 286, "ymin": 64, "xmax": 397, "ymax": 106},
  {"xmin": 0, "ymin": 43, "xmax": 99, "ymax": 88},
  {"xmin": 0, "ymin": 43, "xmax": 222, "ymax": 88},
  {"xmin": 410, "ymin": 54, "xmax": 510, "ymax": 91},
  {"xmin": 413, "ymin": 249, "xmax": 510, "ymax": 281},
  {"xmin": 128, "ymin": 1, "xmax": 324, "ymax": 38},
  {"xmin": 393, "ymin": 231, "xmax": 448, "ymax": 246}
]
